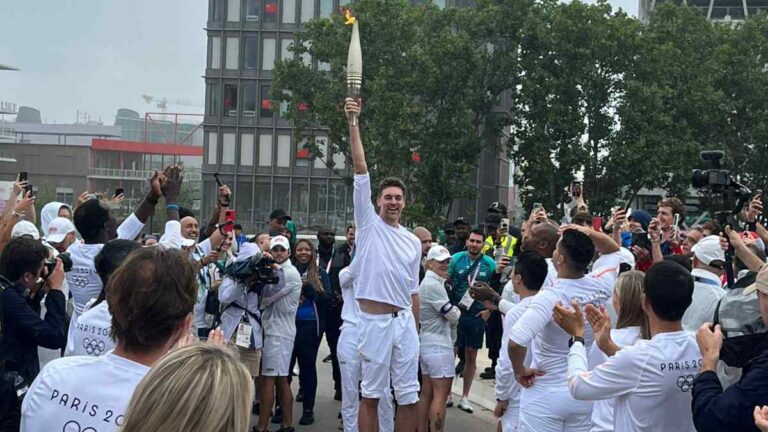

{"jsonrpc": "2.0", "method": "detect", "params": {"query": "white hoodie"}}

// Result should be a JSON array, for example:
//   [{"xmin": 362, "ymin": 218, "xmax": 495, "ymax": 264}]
[{"xmin": 40, "ymin": 201, "xmax": 71, "ymax": 235}]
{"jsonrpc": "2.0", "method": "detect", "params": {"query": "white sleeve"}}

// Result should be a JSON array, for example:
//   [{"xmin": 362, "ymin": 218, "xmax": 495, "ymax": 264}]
[
  {"xmin": 499, "ymin": 299, "xmax": 514, "ymax": 315},
  {"xmin": 590, "ymin": 251, "xmax": 622, "ymax": 285},
  {"xmin": 353, "ymin": 173, "xmax": 376, "ymax": 230},
  {"xmin": 568, "ymin": 342, "xmax": 641, "ymax": 401},
  {"xmin": 410, "ymin": 243, "xmax": 421, "ymax": 295},
  {"xmin": 197, "ymin": 238, "xmax": 213, "ymax": 256},
  {"xmin": 218, "ymin": 277, "xmax": 241, "ymax": 304},
  {"xmin": 422, "ymin": 280, "xmax": 459, "ymax": 323},
  {"xmin": 117, "ymin": 213, "xmax": 145, "ymax": 240},
  {"xmin": 159, "ymin": 221, "xmax": 182, "ymax": 249},
  {"xmin": 509, "ymin": 290, "xmax": 559, "ymax": 347}
]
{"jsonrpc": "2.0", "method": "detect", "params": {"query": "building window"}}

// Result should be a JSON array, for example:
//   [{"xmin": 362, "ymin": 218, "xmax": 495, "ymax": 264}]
[
  {"xmin": 224, "ymin": 84, "xmax": 238, "ymax": 116},
  {"xmin": 282, "ymin": 0, "xmax": 296, "ymax": 23},
  {"xmin": 280, "ymin": 38, "xmax": 292, "ymax": 60},
  {"xmin": 225, "ymin": 37, "xmax": 239, "ymax": 69},
  {"xmin": 211, "ymin": 36, "xmax": 222, "ymax": 69},
  {"xmin": 260, "ymin": 85, "xmax": 273, "ymax": 118},
  {"xmin": 320, "ymin": 0, "xmax": 333, "ymax": 17},
  {"xmin": 241, "ymin": 133, "xmax": 254, "ymax": 166},
  {"xmin": 207, "ymin": 132, "xmax": 218, "ymax": 165},
  {"xmin": 300, "ymin": 0, "xmax": 314, "ymax": 22},
  {"xmin": 263, "ymin": 0, "xmax": 278, "ymax": 22},
  {"xmin": 207, "ymin": 83, "xmax": 220, "ymax": 116},
  {"xmin": 242, "ymin": 84, "xmax": 257, "ymax": 116},
  {"xmin": 296, "ymin": 138, "xmax": 309, "ymax": 167},
  {"xmin": 277, "ymin": 135, "xmax": 291, "ymax": 167},
  {"xmin": 227, "ymin": 0, "xmax": 241, "ymax": 21},
  {"xmin": 245, "ymin": 0, "xmax": 260, "ymax": 20},
  {"xmin": 56, "ymin": 188, "xmax": 74, "ymax": 205},
  {"xmin": 262, "ymin": 37, "xmax": 276, "ymax": 70},
  {"xmin": 258, "ymin": 133, "xmax": 273, "ymax": 166},
  {"xmin": 222, "ymin": 133, "xmax": 236, "ymax": 165},
  {"xmin": 244, "ymin": 37, "xmax": 259, "ymax": 69},
  {"xmin": 210, "ymin": 0, "xmax": 223, "ymax": 20}
]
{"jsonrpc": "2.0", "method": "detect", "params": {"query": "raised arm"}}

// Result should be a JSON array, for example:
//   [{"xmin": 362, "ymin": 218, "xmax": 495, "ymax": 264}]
[
  {"xmin": 560, "ymin": 224, "xmax": 620, "ymax": 255},
  {"xmin": 132, "ymin": 170, "xmax": 163, "ymax": 224},
  {"xmin": 345, "ymin": 98, "xmax": 367, "ymax": 175}
]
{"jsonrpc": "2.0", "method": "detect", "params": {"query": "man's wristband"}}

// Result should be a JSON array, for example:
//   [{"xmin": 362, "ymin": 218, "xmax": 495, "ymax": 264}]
[
  {"xmin": 568, "ymin": 335, "xmax": 585, "ymax": 348},
  {"xmin": 166, "ymin": 204, "xmax": 179, "ymax": 211}
]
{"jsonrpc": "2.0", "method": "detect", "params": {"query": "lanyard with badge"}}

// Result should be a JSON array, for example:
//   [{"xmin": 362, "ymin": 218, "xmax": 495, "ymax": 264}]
[
  {"xmin": 235, "ymin": 285, "xmax": 253, "ymax": 348},
  {"xmin": 317, "ymin": 249, "xmax": 334, "ymax": 274},
  {"xmin": 459, "ymin": 260, "xmax": 481, "ymax": 311}
]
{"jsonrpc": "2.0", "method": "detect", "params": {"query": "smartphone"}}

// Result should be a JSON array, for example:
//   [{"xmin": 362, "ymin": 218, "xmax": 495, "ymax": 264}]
[
  {"xmin": 614, "ymin": 199, "xmax": 627, "ymax": 211},
  {"xmin": 115, "ymin": 187, "xmax": 124, "ymax": 197},
  {"xmin": 17, "ymin": 171, "xmax": 27, "ymax": 183},
  {"xmin": 533, "ymin": 202, "xmax": 543, "ymax": 212},
  {"xmin": 501, "ymin": 218, "xmax": 510, "ymax": 229},
  {"xmin": 632, "ymin": 232, "xmax": 651, "ymax": 250},
  {"xmin": 26, "ymin": 183, "xmax": 34, "ymax": 197},
  {"xmin": 224, "ymin": 210, "xmax": 236, "ymax": 233},
  {"xmin": 592, "ymin": 216, "xmax": 603, "ymax": 231},
  {"xmin": 571, "ymin": 181, "xmax": 582, "ymax": 198}
]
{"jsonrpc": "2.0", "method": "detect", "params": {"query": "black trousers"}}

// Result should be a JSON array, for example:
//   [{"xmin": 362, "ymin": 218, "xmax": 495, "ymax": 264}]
[
  {"xmin": 290, "ymin": 320, "xmax": 321, "ymax": 412},
  {"xmin": 486, "ymin": 310, "xmax": 503, "ymax": 362},
  {"xmin": 325, "ymin": 308, "xmax": 343, "ymax": 391}
]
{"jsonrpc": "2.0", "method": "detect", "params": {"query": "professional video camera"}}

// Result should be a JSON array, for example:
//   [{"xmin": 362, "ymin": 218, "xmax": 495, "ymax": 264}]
[
  {"xmin": 44, "ymin": 252, "xmax": 73, "ymax": 276},
  {"xmin": 225, "ymin": 250, "xmax": 280, "ymax": 294},
  {"xmin": 691, "ymin": 150, "xmax": 752, "ymax": 288}
]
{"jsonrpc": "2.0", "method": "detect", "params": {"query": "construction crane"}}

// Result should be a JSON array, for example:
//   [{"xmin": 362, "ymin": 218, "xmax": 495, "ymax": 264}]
[{"xmin": 141, "ymin": 94, "xmax": 202, "ymax": 119}]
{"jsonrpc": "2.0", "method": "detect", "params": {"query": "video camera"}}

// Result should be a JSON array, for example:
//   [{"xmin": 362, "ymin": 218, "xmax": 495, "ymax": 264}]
[
  {"xmin": 691, "ymin": 151, "xmax": 752, "ymax": 215},
  {"xmin": 225, "ymin": 251, "xmax": 280, "ymax": 295},
  {"xmin": 44, "ymin": 252, "xmax": 73, "ymax": 276}
]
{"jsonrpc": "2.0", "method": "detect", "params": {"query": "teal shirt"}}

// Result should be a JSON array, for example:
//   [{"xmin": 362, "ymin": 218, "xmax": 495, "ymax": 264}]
[{"xmin": 448, "ymin": 251, "xmax": 496, "ymax": 314}]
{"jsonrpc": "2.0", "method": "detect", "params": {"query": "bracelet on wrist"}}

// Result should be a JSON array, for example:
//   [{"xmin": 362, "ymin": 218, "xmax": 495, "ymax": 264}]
[{"xmin": 166, "ymin": 204, "xmax": 179, "ymax": 211}]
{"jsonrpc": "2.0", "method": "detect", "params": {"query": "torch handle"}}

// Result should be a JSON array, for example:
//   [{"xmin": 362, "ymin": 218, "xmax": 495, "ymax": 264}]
[{"xmin": 349, "ymin": 112, "xmax": 358, "ymax": 127}]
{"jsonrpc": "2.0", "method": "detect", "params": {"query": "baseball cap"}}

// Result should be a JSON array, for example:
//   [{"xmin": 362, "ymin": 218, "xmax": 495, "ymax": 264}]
[
  {"xmin": 11, "ymin": 221, "xmax": 40, "ymax": 240},
  {"xmin": 426, "ymin": 245, "xmax": 452, "ymax": 262},
  {"xmin": 692, "ymin": 235, "xmax": 726, "ymax": 267},
  {"xmin": 46, "ymin": 217, "xmax": 76, "ymax": 243},
  {"xmin": 627, "ymin": 210, "xmax": 652, "ymax": 232},
  {"xmin": 618, "ymin": 247, "xmax": 636, "ymax": 271},
  {"xmin": 744, "ymin": 264, "xmax": 768, "ymax": 296},
  {"xmin": 488, "ymin": 202, "xmax": 508, "ymax": 215},
  {"xmin": 452, "ymin": 217, "xmax": 470, "ymax": 226},
  {"xmin": 269, "ymin": 209, "xmax": 291, "ymax": 221},
  {"xmin": 443, "ymin": 223, "xmax": 456, "ymax": 233},
  {"xmin": 270, "ymin": 235, "xmax": 290, "ymax": 250}
]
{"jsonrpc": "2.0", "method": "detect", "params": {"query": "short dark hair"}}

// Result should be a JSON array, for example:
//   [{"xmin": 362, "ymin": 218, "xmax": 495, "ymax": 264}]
[
  {"xmin": 559, "ymin": 230, "xmax": 594, "ymax": 273},
  {"xmin": 377, "ymin": 177, "xmax": 406, "ymax": 197},
  {"xmin": 346, "ymin": 224, "xmax": 355, "ymax": 233},
  {"xmin": 250, "ymin": 232, "xmax": 269, "ymax": 243},
  {"xmin": 108, "ymin": 247, "xmax": 197, "ymax": 354},
  {"xmin": 233, "ymin": 224, "xmax": 243, "ymax": 230},
  {"xmin": 95, "ymin": 240, "xmax": 141, "ymax": 286},
  {"xmin": 644, "ymin": 260, "xmax": 693, "ymax": 321},
  {"xmin": 178, "ymin": 206, "xmax": 195, "ymax": 220},
  {"xmin": 664, "ymin": 254, "xmax": 692, "ymax": 272},
  {"xmin": 74, "ymin": 199, "xmax": 110, "ymax": 242},
  {"xmin": 658, "ymin": 197, "xmax": 687, "ymax": 223},
  {"xmin": 0, "ymin": 236, "xmax": 48, "ymax": 282},
  {"xmin": 571, "ymin": 212, "xmax": 592, "ymax": 227},
  {"xmin": 514, "ymin": 251, "xmax": 548, "ymax": 291},
  {"xmin": 468, "ymin": 228, "xmax": 485, "ymax": 240},
  {"xmin": 701, "ymin": 220, "xmax": 721, "ymax": 235}
]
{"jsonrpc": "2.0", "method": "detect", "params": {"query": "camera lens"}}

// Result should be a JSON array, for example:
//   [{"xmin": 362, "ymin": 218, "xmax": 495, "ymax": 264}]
[{"xmin": 691, "ymin": 170, "xmax": 709, "ymax": 188}]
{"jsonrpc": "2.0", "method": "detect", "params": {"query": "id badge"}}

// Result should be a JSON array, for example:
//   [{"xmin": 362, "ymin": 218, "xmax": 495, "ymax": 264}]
[
  {"xmin": 236, "ymin": 322, "xmax": 253, "ymax": 348},
  {"xmin": 459, "ymin": 290, "xmax": 475, "ymax": 311}
]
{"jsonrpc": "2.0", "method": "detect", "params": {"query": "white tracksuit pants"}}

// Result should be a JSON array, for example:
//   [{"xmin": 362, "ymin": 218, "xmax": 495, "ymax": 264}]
[{"xmin": 518, "ymin": 383, "xmax": 592, "ymax": 432}]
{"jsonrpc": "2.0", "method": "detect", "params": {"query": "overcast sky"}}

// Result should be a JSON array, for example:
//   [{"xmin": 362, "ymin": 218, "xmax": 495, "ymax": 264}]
[{"xmin": 0, "ymin": 0, "xmax": 636, "ymax": 125}]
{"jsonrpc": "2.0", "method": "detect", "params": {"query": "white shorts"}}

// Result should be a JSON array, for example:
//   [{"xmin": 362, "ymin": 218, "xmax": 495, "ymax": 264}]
[
  {"xmin": 501, "ymin": 398, "xmax": 520, "ymax": 431},
  {"xmin": 419, "ymin": 345, "xmax": 455, "ymax": 379},
  {"xmin": 358, "ymin": 310, "xmax": 420, "ymax": 405},
  {"xmin": 518, "ymin": 384, "xmax": 592, "ymax": 432},
  {"xmin": 261, "ymin": 335, "xmax": 293, "ymax": 377}
]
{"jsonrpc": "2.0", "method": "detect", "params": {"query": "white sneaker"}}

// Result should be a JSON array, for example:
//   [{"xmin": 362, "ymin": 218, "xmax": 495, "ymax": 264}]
[
  {"xmin": 446, "ymin": 395, "xmax": 454, "ymax": 407},
  {"xmin": 457, "ymin": 397, "xmax": 473, "ymax": 413}
]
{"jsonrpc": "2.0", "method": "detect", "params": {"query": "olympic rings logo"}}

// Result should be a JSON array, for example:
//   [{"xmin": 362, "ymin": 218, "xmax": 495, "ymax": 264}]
[
  {"xmin": 676, "ymin": 374, "xmax": 695, "ymax": 392},
  {"xmin": 83, "ymin": 338, "xmax": 106, "ymax": 356},
  {"xmin": 63, "ymin": 420, "xmax": 97, "ymax": 432},
  {"xmin": 69, "ymin": 275, "xmax": 89, "ymax": 288}
]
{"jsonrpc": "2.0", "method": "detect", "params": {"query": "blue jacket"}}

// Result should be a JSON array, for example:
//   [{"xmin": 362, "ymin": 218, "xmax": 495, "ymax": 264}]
[
  {"xmin": 294, "ymin": 264, "xmax": 330, "ymax": 334},
  {"xmin": 0, "ymin": 280, "xmax": 67, "ymax": 383},
  {"xmin": 692, "ymin": 348, "xmax": 768, "ymax": 432}
]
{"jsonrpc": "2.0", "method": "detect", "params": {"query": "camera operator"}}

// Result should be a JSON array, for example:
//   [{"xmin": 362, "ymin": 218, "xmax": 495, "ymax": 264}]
[
  {"xmin": 218, "ymin": 242, "xmax": 272, "ymax": 415},
  {"xmin": 0, "ymin": 237, "xmax": 67, "ymax": 429},
  {"xmin": 256, "ymin": 235, "xmax": 302, "ymax": 432}
]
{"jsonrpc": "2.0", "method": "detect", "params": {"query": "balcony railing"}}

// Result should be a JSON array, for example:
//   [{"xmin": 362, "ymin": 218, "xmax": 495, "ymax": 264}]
[{"xmin": 88, "ymin": 167, "xmax": 202, "ymax": 181}]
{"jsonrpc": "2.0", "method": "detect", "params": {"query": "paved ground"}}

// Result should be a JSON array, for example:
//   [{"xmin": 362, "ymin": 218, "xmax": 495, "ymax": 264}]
[{"xmin": 250, "ymin": 336, "xmax": 499, "ymax": 431}]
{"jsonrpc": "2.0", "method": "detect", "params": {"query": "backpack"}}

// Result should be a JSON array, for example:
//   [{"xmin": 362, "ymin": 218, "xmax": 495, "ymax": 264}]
[{"xmin": 714, "ymin": 272, "xmax": 768, "ymax": 368}]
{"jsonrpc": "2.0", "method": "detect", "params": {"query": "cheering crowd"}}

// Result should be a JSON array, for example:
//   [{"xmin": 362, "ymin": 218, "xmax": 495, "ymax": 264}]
[{"xmin": 0, "ymin": 97, "xmax": 767, "ymax": 432}]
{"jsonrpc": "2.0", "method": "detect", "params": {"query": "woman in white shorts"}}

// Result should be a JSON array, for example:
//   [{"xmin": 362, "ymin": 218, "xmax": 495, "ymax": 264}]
[{"xmin": 418, "ymin": 245, "xmax": 461, "ymax": 432}]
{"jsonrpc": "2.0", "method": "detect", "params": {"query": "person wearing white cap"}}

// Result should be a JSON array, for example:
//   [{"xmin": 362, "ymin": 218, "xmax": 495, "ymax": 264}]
[
  {"xmin": 256, "ymin": 235, "xmax": 302, "ymax": 432},
  {"xmin": 682, "ymin": 235, "xmax": 726, "ymax": 333},
  {"xmin": 45, "ymin": 217, "xmax": 76, "ymax": 253},
  {"xmin": 11, "ymin": 220, "xmax": 40, "ymax": 240},
  {"xmin": 417, "ymin": 245, "xmax": 460, "ymax": 432}
]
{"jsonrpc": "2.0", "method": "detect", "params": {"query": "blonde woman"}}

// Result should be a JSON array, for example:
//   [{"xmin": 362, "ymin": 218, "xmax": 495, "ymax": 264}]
[{"xmin": 120, "ymin": 343, "xmax": 253, "ymax": 432}]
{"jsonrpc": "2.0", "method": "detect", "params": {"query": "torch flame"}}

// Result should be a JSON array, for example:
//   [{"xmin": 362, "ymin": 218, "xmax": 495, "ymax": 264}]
[{"xmin": 344, "ymin": 9, "xmax": 356, "ymax": 25}]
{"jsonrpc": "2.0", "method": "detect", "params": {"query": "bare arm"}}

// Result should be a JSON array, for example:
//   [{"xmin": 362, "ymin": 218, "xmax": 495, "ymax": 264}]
[
  {"xmin": 411, "ymin": 293, "xmax": 419, "ymax": 330},
  {"xmin": 345, "ymin": 98, "xmax": 367, "ymax": 175},
  {"xmin": 133, "ymin": 170, "xmax": 163, "ymax": 224}
]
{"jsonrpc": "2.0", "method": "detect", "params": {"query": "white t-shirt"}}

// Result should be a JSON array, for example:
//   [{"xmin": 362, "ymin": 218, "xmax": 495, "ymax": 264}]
[
  {"xmin": 352, "ymin": 173, "xmax": 421, "ymax": 309},
  {"xmin": 339, "ymin": 267, "xmax": 361, "ymax": 328},
  {"xmin": 544, "ymin": 258, "xmax": 557, "ymax": 288},
  {"xmin": 69, "ymin": 299, "xmax": 115, "ymax": 357},
  {"xmin": 419, "ymin": 270, "xmax": 457, "ymax": 350},
  {"xmin": 509, "ymin": 252, "xmax": 622, "ymax": 386},
  {"xmin": 497, "ymin": 295, "xmax": 535, "ymax": 402},
  {"xmin": 21, "ymin": 352, "xmax": 149, "ymax": 432},
  {"xmin": 586, "ymin": 326, "xmax": 642, "ymax": 432},
  {"xmin": 682, "ymin": 268, "xmax": 724, "ymax": 333},
  {"xmin": 189, "ymin": 238, "xmax": 214, "ymax": 330},
  {"xmin": 567, "ymin": 331, "xmax": 700, "ymax": 432}
]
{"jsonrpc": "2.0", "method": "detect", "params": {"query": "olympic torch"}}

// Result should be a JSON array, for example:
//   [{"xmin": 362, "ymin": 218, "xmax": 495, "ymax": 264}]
[{"xmin": 345, "ymin": 10, "xmax": 362, "ymax": 126}]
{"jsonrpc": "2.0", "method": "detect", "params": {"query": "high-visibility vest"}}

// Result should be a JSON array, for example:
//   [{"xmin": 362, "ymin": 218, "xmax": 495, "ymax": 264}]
[{"xmin": 482, "ymin": 234, "xmax": 517, "ymax": 257}]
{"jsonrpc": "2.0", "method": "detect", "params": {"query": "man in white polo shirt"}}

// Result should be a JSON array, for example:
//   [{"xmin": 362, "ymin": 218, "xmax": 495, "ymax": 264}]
[
  {"xmin": 344, "ymin": 98, "xmax": 422, "ymax": 432},
  {"xmin": 553, "ymin": 260, "xmax": 700, "ymax": 432},
  {"xmin": 21, "ymin": 247, "xmax": 198, "ymax": 432},
  {"xmin": 682, "ymin": 235, "xmax": 725, "ymax": 332}
]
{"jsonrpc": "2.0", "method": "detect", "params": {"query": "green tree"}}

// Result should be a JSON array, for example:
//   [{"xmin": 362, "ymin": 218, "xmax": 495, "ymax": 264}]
[{"xmin": 271, "ymin": 0, "xmax": 524, "ymax": 227}]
